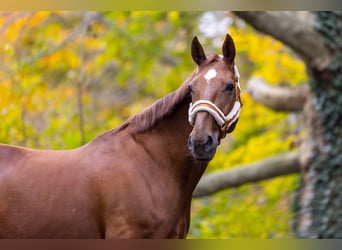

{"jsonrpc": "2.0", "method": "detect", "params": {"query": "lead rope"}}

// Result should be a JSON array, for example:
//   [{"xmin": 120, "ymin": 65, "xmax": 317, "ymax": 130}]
[{"xmin": 188, "ymin": 65, "xmax": 242, "ymax": 139}]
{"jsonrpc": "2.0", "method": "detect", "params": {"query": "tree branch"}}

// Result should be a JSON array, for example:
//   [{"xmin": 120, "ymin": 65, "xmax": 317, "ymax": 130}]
[
  {"xmin": 247, "ymin": 77, "xmax": 309, "ymax": 112},
  {"xmin": 193, "ymin": 151, "xmax": 299, "ymax": 198},
  {"xmin": 233, "ymin": 11, "xmax": 331, "ymax": 70}
]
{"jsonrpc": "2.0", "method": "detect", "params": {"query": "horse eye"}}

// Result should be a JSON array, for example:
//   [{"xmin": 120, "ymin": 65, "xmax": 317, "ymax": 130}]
[{"xmin": 224, "ymin": 83, "xmax": 235, "ymax": 92}]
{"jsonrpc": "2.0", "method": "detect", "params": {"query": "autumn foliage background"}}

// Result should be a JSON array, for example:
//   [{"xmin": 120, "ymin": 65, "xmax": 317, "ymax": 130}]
[{"xmin": 0, "ymin": 11, "xmax": 307, "ymax": 238}]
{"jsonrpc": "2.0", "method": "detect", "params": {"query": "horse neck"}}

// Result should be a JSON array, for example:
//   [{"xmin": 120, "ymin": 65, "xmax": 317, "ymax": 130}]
[{"xmin": 132, "ymin": 98, "xmax": 208, "ymax": 197}]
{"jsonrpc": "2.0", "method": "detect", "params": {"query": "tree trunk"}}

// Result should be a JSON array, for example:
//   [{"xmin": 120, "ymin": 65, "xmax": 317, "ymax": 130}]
[
  {"xmin": 233, "ymin": 11, "xmax": 342, "ymax": 238},
  {"xmin": 293, "ymin": 12, "xmax": 342, "ymax": 238}
]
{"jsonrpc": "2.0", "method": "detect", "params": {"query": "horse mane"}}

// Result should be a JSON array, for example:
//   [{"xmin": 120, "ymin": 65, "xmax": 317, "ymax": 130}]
[
  {"xmin": 99, "ymin": 69, "xmax": 197, "ymax": 138},
  {"xmin": 127, "ymin": 71, "xmax": 197, "ymax": 133},
  {"xmin": 97, "ymin": 55, "xmax": 220, "ymax": 138}
]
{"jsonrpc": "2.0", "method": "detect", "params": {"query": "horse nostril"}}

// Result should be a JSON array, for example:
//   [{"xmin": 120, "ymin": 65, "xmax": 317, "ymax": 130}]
[
  {"xmin": 188, "ymin": 133, "xmax": 218, "ymax": 160},
  {"xmin": 188, "ymin": 134, "xmax": 216, "ymax": 152},
  {"xmin": 204, "ymin": 135, "xmax": 214, "ymax": 151}
]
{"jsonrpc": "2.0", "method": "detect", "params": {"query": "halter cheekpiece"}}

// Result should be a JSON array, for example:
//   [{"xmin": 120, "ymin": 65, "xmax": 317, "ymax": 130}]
[{"xmin": 188, "ymin": 65, "xmax": 241, "ymax": 137}]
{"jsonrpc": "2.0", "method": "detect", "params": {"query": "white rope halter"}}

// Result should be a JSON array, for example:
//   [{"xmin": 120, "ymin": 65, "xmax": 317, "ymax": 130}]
[{"xmin": 188, "ymin": 65, "xmax": 242, "ymax": 135}]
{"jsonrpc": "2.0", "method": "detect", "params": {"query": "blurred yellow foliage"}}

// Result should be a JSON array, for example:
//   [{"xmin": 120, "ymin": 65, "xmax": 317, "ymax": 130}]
[
  {"xmin": 229, "ymin": 26, "xmax": 307, "ymax": 85},
  {"xmin": 40, "ymin": 50, "xmax": 80, "ymax": 69},
  {"xmin": 28, "ymin": 12, "xmax": 49, "ymax": 26}
]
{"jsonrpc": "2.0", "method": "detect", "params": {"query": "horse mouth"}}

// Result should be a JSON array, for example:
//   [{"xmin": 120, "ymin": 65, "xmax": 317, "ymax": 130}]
[{"xmin": 192, "ymin": 150, "xmax": 216, "ymax": 161}]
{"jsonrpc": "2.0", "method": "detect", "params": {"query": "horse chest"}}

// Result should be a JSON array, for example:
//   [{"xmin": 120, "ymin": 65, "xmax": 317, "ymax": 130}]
[{"xmin": 99, "ymin": 176, "xmax": 191, "ymax": 238}]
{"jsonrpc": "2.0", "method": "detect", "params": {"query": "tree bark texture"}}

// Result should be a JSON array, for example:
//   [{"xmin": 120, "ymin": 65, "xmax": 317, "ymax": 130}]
[
  {"xmin": 234, "ymin": 11, "xmax": 342, "ymax": 238},
  {"xmin": 293, "ymin": 12, "xmax": 342, "ymax": 238}
]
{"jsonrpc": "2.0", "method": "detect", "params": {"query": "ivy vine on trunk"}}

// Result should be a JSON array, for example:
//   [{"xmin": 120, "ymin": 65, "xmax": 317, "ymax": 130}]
[{"xmin": 294, "ymin": 11, "xmax": 342, "ymax": 238}]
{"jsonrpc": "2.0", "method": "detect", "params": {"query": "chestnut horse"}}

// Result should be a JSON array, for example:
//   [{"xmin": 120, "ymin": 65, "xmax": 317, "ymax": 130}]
[{"xmin": 0, "ymin": 34, "xmax": 242, "ymax": 238}]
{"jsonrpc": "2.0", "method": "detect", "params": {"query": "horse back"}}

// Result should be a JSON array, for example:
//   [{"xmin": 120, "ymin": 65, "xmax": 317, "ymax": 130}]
[
  {"xmin": 0, "ymin": 143, "xmax": 103, "ymax": 238},
  {"xmin": 0, "ymin": 144, "xmax": 28, "ymax": 169}
]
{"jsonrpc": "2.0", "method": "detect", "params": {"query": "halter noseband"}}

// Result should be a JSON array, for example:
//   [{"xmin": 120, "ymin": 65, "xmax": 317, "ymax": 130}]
[{"xmin": 188, "ymin": 65, "xmax": 242, "ymax": 138}]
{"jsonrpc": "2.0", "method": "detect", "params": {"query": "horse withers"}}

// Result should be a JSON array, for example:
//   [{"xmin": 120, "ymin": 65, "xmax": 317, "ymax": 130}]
[{"xmin": 0, "ymin": 34, "xmax": 242, "ymax": 238}]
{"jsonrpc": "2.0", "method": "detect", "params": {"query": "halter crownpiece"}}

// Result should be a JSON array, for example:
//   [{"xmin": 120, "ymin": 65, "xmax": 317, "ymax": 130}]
[{"xmin": 188, "ymin": 64, "xmax": 242, "ymax": 135}]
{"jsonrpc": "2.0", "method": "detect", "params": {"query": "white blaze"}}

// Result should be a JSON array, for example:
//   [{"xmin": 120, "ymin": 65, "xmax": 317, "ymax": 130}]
[{"xmin": 204, "ymin": 69, "xmax": 217, "ymax": 83}]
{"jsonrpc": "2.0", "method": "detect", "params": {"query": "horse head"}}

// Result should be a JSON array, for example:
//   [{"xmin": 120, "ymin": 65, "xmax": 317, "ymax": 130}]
[{"xmin": 187, "ymin": 34, "xmax": 242, "ymax": 161}]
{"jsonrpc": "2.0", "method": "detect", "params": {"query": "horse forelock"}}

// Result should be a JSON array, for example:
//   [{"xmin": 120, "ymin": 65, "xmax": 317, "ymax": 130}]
[{"xmin": 200, "ymin": 54, "xmax": 220, "ymax": 68}]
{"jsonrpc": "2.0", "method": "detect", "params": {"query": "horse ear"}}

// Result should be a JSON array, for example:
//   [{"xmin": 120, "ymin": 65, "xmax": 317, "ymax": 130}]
[
  {"xmin": 191, "ymin": 36, "xmax": 207, "ymax": 66},
  {"xmin": 222, "ymin": 34, "xmax": 236, "ymax": 64}
]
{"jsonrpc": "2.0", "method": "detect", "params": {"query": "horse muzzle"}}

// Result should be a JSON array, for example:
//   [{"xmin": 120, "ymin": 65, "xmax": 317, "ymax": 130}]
[{"xmin": 188, "ymin": 133, "xmax": 218, "ymax": 161}]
